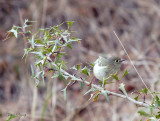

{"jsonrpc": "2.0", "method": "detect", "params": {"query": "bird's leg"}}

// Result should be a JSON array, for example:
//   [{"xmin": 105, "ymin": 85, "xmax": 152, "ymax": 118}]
[{"xmin": 108, "ymin": 80, "xmax": 122, "ymax": 93}]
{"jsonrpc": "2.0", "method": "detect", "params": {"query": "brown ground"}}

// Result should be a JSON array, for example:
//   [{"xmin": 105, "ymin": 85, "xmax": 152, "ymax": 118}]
[{"xmin": 0, "ymin": 0, "xmax": 160, "ymax": 121}]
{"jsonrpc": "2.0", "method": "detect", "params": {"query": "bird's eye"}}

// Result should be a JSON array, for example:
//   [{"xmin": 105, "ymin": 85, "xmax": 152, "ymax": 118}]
[{"xmin": 115, "ymin": 60, "xmax": 119, "ymax": 63}]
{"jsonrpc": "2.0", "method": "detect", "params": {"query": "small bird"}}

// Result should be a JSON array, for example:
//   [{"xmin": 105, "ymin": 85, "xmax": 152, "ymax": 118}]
[{"xmin": 93, "ymin": 56, "xmax": 125, "ymax": 81}]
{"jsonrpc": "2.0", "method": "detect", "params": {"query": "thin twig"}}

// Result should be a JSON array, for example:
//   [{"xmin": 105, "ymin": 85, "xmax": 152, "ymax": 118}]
[{"xmin": 113, "ymin": 31, "xmax": 154, "ymax": 98}]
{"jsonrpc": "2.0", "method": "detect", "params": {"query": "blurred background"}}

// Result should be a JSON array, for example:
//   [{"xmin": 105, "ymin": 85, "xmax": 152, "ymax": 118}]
[{"xmin": 0, "ymin": 0, "xmax": 160, "ymax": 121}]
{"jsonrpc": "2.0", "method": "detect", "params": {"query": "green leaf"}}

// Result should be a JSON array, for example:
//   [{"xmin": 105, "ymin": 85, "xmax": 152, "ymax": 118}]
[
  {"xmin": 23, "ymin": 19, "xmax": 29, "ymax": 28},
  {"xmin": 119, "ymin": 83, "xmax": 128, "ymax": 96},
  {"xmin": 22, "ymin": 48, "xmax": 33, "ymax": 59},
  {"xmin": 61, "ymin": 81, "xmax": 72, "ymax": 101},
  {"xmin": 67, "ymin": 44, "xmax": 72, "ymax": 49},
  {"xmin": 141, "ymin": 88, "xmax": 148, "ymax": 95},
  {"xmin": 77, "ymin": 64, "xmax": 81, "ymax": 71},
  {"xmin": 102, "ymin": 78, "xmax": 105, "ymax": 87},
  {"xmin": 31, "ymin": 51, "xmax": 44, "ymax": 58},
  {"xmin": 143, "ymin": 88, "xmax": 148, "ymax": 94},
  {"xmin": 150, "ymin": 91, "xmax": 160, "ymax": 95},
  {"xmin": 94, "ymin": 94, "xmax": 99, "ymax": 102},
  {"xmin": 58, "ymin": 72, "xmax": 67, "ymax": 84},
  {"xmin": 71, "ymin": 64, "xmax": 81, "ymax": 71},
  {"xmin": 81, "ymin": 66, "xmax": 90, "ymax": 76},
  {"xmin": 138, "ymin": 110, "xmax": 151, "ymax": 117},
  {"xmin": 42, "ymin": 56, "xmax": 47, "ymax": 67},
  {"xmin": 66, "ymin": 21, "xmax": 74, "ymax": 29},
  {"xmin": 35, "ymin": 60, "xmax": 43, "ymax": 66},
  {"xmin": 34, "ymin": 71, "xmax": 43, "ymax": 79},
  {"xmin": 23, "ymin": 20, "xmax": 33, "ymax": 29},
  {"xmin": 112, "ymin": 74, "xmax": 119, "ymax": 81},
  {"xmin": 90, "ymin": 63, "xmax": 94, "ymax": 67},
  {"xmin": 101, "ymin": 78, "xmax": 113, "ymax": 86},
  {"xmin": 155, "ymin": 112, "xmax": 160, "ymax": 119},
  {"xmin": 36, "ymin": 39, "xmax": 44, "ymax": 44},
  {"xmin": 155, "ymin": 95, "xmax": 160, "ymax": 108},
  {"xmin": 57, "ymin": 53, "xmax": 67, "ymax": 59},
  {"xmin": 99, "ymin": 81, "xmax": 114, "ymax": 85},
  {"xmin": 57, "ymin": 60, "xmax": 68, "ymax": 70},
  {"xmin": 134, "ymin": 95, "xmax": 139, "ymax": 101},
  {"xmin": 122, "ymin": 70, "xmax": 128, "ymax": 78},
  {"xmin": 71, "ymin": 65, "xmax": 77, "ymax": 70},
  {"xmin": 6, "ymin": 114, "xmax": 22, "ymax": 121},
  {"xmin": 101, "ymin": 90, "xmax": 110, "ymax": 102},
  {"xmin": 53, "ymin": 22, "xmax": 64, "ymax": 30},
  {"xmin": 68, "ymin": 37, "xmax": 81, "ymax": 42},
  {"xmin": 9, "ymin": 26, "xmax": 18, "ymax": 38}
]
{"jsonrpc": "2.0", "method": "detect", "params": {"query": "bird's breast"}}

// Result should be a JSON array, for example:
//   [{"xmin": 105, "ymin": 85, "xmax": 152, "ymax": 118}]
[{"xmin": 93, "ymin": 64, "xmax": 108, "ymax": 81}]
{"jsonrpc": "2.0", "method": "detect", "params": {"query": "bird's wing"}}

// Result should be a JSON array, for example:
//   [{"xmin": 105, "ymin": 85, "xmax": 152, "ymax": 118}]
[{"xmin": 100, "ymin": 65, "xmax": 110, "ymax": 70}]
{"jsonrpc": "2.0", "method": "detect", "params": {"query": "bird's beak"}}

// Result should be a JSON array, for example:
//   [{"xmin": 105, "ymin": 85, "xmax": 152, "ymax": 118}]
[{"xmin": 120, "ymin": 59, "xmax": 125, "ymax": 62}]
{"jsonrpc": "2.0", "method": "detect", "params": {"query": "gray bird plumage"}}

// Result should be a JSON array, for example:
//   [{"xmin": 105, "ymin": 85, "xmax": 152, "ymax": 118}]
[{"xmin": 93, "ymin": 56, "xmax": 125, "ymax": 81}]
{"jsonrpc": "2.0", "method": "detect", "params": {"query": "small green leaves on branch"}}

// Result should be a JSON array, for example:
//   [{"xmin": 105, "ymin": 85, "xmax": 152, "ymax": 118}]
[
  {"xmin": 80, "ymin": 66, "xmax": 90, "ymax": 76},
  {"xmin": 8, "ymin": 20, "xmax": 81, "ymax": 86},
  {"xmin": 119, "ymin": 83, "xmax": 128, "ymax": 97},
  {"xmin": 141, "ymin": 88, "xmax": 148, "ymax": 95},
  {"xmin": 112, "ymin": 74, "xmax": 119, "ymax": 81},
  {"xmin": 9, "ymin": 25, "xmax": 18, "ymax": 38},
  {"xmin": 6, "ymin": 113, "xmax": 25, "ymax": 121},
  {"xmin": 67, "ymin": 21, "xmax": 74, "ymax": 29},
  {"xmin": 71, "ymin": 64, "xmax": 81, "ymax": 71},
  {"xmin": 61, "ymin": 81, "xmax": 72, "ymax": 101},
  {"xmin": 101, "ymin": 90, "xmax": 110, "ymax": 102},
  {"xmin": 122, "ymin": 70, "xmax": 128, "ymax": 78}
]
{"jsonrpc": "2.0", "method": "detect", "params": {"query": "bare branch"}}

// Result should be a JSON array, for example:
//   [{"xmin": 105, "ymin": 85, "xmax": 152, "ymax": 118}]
[{"xmin": 113, "ymin": 31, "xmax": 154, "ymax": 98}]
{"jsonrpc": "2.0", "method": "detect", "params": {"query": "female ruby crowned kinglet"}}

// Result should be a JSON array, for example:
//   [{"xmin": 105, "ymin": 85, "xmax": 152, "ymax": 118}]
[{"xmin": 93, "ymin": 56, "xmax": 125, "ymax": 81}]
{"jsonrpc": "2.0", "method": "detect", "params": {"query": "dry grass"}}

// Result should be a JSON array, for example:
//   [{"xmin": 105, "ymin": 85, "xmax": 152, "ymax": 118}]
[{"xmin": 0, "ymin": 0, "xmax": 160, "ymax": 121}]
